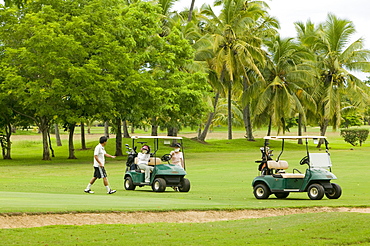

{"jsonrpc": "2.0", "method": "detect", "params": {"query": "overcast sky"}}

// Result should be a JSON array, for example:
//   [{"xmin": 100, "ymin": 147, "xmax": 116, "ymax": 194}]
[{"xmin": 173, "ymin": 0, "xmax": 370, "ymax": 47}]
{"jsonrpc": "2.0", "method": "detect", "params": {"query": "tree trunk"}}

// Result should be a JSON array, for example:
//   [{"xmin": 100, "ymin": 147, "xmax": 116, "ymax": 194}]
[
  {"xmin": 267, "ymin": 117, "xmax": 272, "ymax": 136},
  {"xmin": 87, "ymin": 119, "xmax": 92, "ymax": 134},
  {"xmin": 227, "ymin": 83, "xmax": 233, "ymax": 140},
  {"xmin": 123, "ymin": 120, "xmax": 130, "ymax": 138},
  {"xmin": 317, "ymin": 119, "xmax": 329, "ymax": 148},
  {"xmin": 243, "ymin": 104, "xmax": 254, "ymax": 141},
  {"xmin": 2, "ymin": 122, "xmax": 12, "ymax": 159},
  {"xmin": 115, "ymin": 118, "xmax": 123, "ymax": 156},
  {"xmin": 197, "ymin": 124, "xmax": 202, "ymax": 139},
  {"xmin": 297, "ymin": 114, "xmax": 303, "ymax": 145},
  {"xmin": 104, "ymin": 121, "xmax": 109, "ymax": 138},
  {"xmin": 198, "ymin": 92, "xmax": 219, "ymax": 142},
  {"xmin": 68, "ymin": 123, "xmax": 77, "ymax": 159},
  {"xmin": 39, "ymin": 118, "xmax": 51, "ymax": 160},
  {"xmin": 151, "ymin": 118, "xmax": 158, "ymax": 136},
  {"xmin": 187, "ymin": 0, "xmax": 196, "ymax": 22},
  {"xmin": 48, "ymin": 130, "xmax": 55, "ymax": 157},
  {"xmin": 167, "ymin": 127, "xmax": 178, "ymax": 137},
  {"xmin": 55, "ymin": 124, "xmax": 62, "ymax": 146},
  {"xmin": 151, "ymin": 125, "xmax": 158, "ymax": 136},
  {"xmin": 81, "ymin": 122, "xmax": 87, "ymax": 150}
]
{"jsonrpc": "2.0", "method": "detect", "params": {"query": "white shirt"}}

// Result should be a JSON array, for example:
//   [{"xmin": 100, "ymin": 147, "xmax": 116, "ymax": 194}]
[
  {"xmin": 137, "ymin": 152, "xmax": 150, "ymax": 165},
  {"xmin": 93, "ymin": 143, "xmax": 106, "ymax": 167}
]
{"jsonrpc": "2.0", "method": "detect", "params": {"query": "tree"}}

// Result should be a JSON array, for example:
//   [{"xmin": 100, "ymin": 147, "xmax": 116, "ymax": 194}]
[
  {"xmin": 0, "ymin": 0, "xmax": 115, "ymax": 160},
  {"xmin": 253, "ymin": 36, "xmax": 316, "ymax": 135},
  {"xmin": 200, "ymin": 0, "xmax": 267, "ymax": 139},
  {"xmin": 296, "ymin": 14, "xmax": 370, "ymax": 147},
  {"xmin": 3, "ymin": 0, "xmax": 26, "ymax": 7}
]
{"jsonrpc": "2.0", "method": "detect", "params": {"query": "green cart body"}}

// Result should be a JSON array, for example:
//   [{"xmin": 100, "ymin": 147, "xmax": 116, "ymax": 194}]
[
  {"xmin": 252, "ymin": 136, "xmax": 342, "ymax": 200},
  {"xmin": 124, "ymin": 136, "xmax": 190, "ymax": 192}
]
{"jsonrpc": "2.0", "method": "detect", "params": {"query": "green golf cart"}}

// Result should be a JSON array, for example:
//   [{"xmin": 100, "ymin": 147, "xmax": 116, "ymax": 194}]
[
  {"xmin": 252, "ymin": 136, "xmax": 342, "ymax": 200},
  {"xmin": 124, "ymin": 136, "xmax": 190, "ymax": 192}
]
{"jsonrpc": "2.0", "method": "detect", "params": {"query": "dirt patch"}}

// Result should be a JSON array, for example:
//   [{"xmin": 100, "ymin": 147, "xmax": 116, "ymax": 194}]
[{"xmin": 1, "ymin": 207, "xmax": 370, "ymax": 229}]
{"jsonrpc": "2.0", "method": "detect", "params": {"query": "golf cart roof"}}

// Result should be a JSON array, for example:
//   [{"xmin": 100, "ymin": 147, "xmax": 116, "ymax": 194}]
[
  {"xmin": 131, "ymin": 136, "xmax": 183, "ymax": 140},
  {"xmin": 264, "ymin": 136, "xmax": 327, "ymax": 140}
]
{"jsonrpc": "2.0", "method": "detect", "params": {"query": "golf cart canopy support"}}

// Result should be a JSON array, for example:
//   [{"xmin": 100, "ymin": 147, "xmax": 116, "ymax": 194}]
[
  {"xmin": 131, "ymin": 136, "xmax": 183, "ymax": 140},
  {"xmin": 263, "ymin": 136, "xmax": 327, "ymax": 140},
  {"xmin": 263, "ymin": 136, "xmax": 329, "ymax": 161}
]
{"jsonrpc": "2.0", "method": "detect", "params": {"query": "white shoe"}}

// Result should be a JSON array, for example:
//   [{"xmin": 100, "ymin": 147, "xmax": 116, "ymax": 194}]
[
  {"xmin": 107, "ymin": 189, "xmax": 116, "ymax": 194},
  {"xmin": 84, "ymin": 189, "xmax": 94, "ymax": 194}
]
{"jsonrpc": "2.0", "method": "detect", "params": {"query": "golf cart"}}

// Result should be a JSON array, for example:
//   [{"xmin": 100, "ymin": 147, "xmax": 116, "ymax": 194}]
[
  {"xmin": 124, "ymin": 136, "xmax": 190, "ymax": 192},
  {"xmin": 252, "ymin": 136, "xmax": 342, "ymax": 200}
]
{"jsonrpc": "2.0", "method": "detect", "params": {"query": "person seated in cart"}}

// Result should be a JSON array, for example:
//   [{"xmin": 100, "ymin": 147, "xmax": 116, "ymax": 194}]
[
  {"xmin": 170, "ymin": 143, "xmax": 184, "ymax": 168},
  {"xmin": 137, "ymin": 145, "xmax": 153, "ymax": 183}
]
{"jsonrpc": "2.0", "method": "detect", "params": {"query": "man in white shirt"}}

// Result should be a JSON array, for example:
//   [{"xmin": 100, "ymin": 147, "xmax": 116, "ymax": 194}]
[{"xmin": 84, "ymin": 136, "xmax": 117, "ymax": 194}]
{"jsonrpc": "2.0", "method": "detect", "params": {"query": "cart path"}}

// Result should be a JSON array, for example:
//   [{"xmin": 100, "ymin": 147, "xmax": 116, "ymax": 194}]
[{"xmin": 1, "ymin": 207, "xmax": 369, "ymax": 229}]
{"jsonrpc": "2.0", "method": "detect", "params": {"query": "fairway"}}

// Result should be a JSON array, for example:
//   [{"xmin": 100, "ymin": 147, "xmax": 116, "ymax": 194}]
[{"xmin": 1, "ymin": 130, "xmax": 370, "ymax": 245}]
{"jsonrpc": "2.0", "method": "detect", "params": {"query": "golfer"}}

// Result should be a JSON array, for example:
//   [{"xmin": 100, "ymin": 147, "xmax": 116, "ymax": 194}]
[
  {"xmin": 170, "ymin": 143, "xmax": 184, "ymax": 168},
  {"xmin": 84, "ymin": 136, "xmax": 116, "ymax": 194},
  {"xmin": 137, "ymin": 145, "xmax": 153, "ymax": 183}
]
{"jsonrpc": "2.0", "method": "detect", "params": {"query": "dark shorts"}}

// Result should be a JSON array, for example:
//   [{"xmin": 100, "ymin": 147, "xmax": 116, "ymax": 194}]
[{"xmin": 94, "ymin": 166, "xmax": 107, "ymax": 179}]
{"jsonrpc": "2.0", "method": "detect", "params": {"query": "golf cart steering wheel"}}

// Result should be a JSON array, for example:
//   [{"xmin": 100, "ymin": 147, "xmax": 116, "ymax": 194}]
[
  {"xmin": 161, "ymin": 154, "xmax": 171, "ymax": 162},
  {"xmin": 300, "ymin": 156, "xmax": 309, "ymax": 165}
]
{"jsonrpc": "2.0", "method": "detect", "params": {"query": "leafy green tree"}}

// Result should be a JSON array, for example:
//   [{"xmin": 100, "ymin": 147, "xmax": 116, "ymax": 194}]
[
  {"xmin": 3, "ymin": 0, "xmax": 26, "ymax": 7},
  {"xmin": 296, "ymin": 14, "xmax": 370, "ymax": 147},
  {"xmin": 0, "ymin": 0, "xmax": 114, "ymax": 160}
]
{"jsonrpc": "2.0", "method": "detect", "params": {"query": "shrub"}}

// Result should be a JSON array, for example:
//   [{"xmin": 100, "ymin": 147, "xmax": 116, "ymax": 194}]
[{"xmin": 340, "ymin": 129, "xmax": 369, "ymax": 146}]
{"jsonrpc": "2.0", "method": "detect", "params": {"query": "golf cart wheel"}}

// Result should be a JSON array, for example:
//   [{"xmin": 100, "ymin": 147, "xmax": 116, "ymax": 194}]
[
  {"xmin": 178, "ymin": 178, "xmax": 190, "ymax": 192},
  {"xmin": 274, "ymin": 192, "xmax": 289, "ymax": 199},
  {"xmin": 124, "ymin": 176, "xmax": 136, "ymax": 190},
  {"xmin": 253, "ymin": 184, "xmax": 270, "ymax": 199},
  {"xmin": 325, "ymin": 183, "xmax": 342, "ymax": 199},
  {"xmin": 307, "ymin": 183, "xmax": 325, "ymax": 200},
  {"xmin": 152, "ymin": 178, "xmax": 166, "ymax": 192}
]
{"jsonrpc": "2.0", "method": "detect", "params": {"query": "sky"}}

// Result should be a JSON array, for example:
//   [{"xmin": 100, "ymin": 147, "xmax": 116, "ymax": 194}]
[{"xmin": 172, "ymin": 0, "xmax": 370, "ymax": 79}]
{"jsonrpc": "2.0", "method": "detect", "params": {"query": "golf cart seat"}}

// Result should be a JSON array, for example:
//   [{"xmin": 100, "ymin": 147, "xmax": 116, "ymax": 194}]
[
  {"xmin": 267, "ymin": 160, "xmax": 289, "ymax": 170},
  {"xmin": 134, "ymin": 157, "xmax": 162, "ymax": 165},
  {"xmin": 309, "ymin": 153, "xmax": 332, "ymax": 170},
  {"xmin": 267, "ymin": 160, "xmax": 305, "ymax": 178}
]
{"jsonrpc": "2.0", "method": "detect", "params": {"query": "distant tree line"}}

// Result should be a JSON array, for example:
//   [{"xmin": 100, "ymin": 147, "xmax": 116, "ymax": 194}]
[{"xmin": 1, "ymin": 0, "xmax": 370, "ymax": 160}]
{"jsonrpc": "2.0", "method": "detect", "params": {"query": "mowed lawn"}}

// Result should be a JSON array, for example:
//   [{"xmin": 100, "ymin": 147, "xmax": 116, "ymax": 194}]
[{"xmin": 1, "ymin": 128, "xmax": 370, "ymax": 245}]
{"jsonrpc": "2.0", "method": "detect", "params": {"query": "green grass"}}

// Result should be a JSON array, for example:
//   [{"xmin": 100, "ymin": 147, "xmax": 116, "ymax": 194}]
[
  {"xmin": 1, "ymin": 213, "xmax": 370, "ymax": 245},
  {"xmin": 2, "ymin": 129, "xmax": 370, "ymax": 212},
  {"xmin": 1, "ymin": 127, "xmax": 370, "ymax": 244}
]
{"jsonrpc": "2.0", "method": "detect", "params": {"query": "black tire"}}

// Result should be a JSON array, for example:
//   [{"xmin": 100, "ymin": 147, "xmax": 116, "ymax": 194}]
[
  {"xmin": 178, "ymin": 178, "xmax": 191, "ymax": 192},
  {"xmin": 124, "ymin": 176, "xmax": 136, "ymax": 190},
  {"xmin": 152, "ymin": 178, "xmax": 166, "ymax": 192},
  {"xmin": 307, "ymin": 183, "xmax": 325, "ymax": 200},
  {"xmin": 274, "ymin": 192, "xmax": 289, "ymax": 199},
  {"xmin": 253, "ymin": 183, "xmax": 270, "ymax": 199},
  {"xmin": 325, "ymin": 183, "xmax": 342, "ymax": 199}
]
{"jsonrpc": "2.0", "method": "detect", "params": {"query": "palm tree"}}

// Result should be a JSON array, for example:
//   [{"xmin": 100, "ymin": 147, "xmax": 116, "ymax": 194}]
[
  {"xmin": 201, "ymin": 0, "xmax": 267, "ymax": 139},
  {"xmin": 296, "ymin": 14, "xmax": 370, "ymax": 146},
  {"xmin": 253, "ymin": 35, "xmax": 316, "ymax": 135}
]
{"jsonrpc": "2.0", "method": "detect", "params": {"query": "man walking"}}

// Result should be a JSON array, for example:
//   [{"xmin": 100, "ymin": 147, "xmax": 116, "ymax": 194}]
[{"xmin": 84, "ymin": 136, "xmax": 116, "ymax": 194}]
